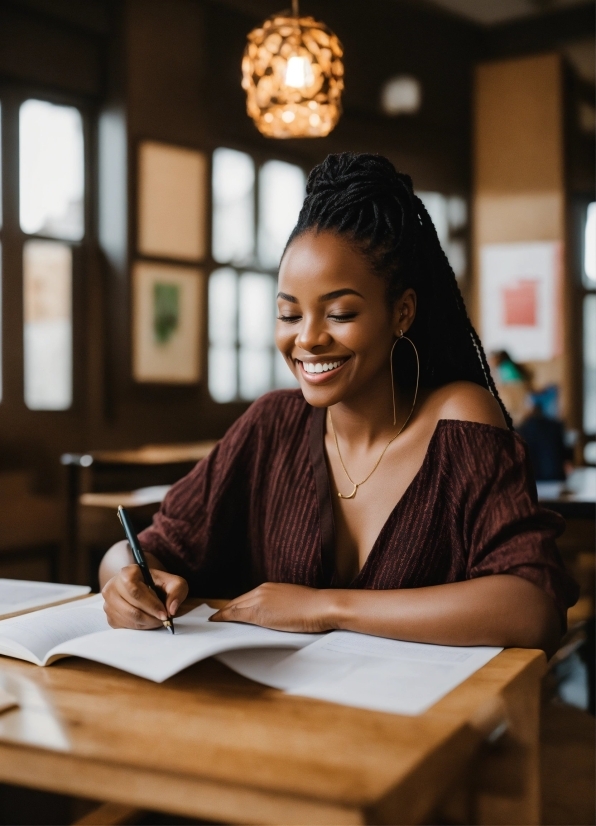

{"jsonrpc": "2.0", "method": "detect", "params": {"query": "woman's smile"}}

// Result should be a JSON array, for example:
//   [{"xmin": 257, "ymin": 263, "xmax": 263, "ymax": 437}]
[{"xmin": 296, "ymin": 357, "xmax": 351, "ymax": 383}]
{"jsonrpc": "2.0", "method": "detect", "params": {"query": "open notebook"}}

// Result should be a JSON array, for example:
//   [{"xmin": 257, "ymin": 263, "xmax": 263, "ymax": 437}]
[
  {"xmin": 0, "ymin": 579, "xmax": 90, "ymax": 620},
  {"xmin": 0, "ymin": 595, "xmax": 502, "ymax": 715}
]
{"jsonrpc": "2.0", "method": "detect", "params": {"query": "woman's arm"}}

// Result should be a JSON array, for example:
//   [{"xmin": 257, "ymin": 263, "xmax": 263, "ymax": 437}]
[
  {"xmin": 99, "ymin": 541, "xmax": 188, "ymax": 629},
  {"xmin": 210, "ymin": 574, "xmax": 562, "ymax": 657}
]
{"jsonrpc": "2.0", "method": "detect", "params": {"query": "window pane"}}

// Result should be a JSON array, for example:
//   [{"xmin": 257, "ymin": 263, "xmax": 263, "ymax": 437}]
[
  {"xmin": 258, "ymin": 161, "xmax": 305, "ymax": 269},
  {"xmin": 239, "ymin": 347, "xmax": 272, "ymax": 401},
  {"xmin": 209, "ymin": 267, "xmax": 237, "ymax": 346},
  {"xmin": 212, "ymin": 148, "xmax": 254, "ymax": 265},
  {"xmin": 447, "ymin": 196, "xmax": 467, "ymax": 232},
  {"xmin": 208, "ymin": 268, "xmax": 238, "ymax": 401},
  {"xmin": 20, "ymin": 100, "xmax": 84, "ymax": 240},
  {"xmin": 416, "ymin": 192, "xmax": 448, "ymax": 249},
  {"xmin": 447, "ymin": 239, "xmax": 467, "ymax": 279},
  {"xmin": 583, "ymin": 294, "xmax": 596, "ymax": 434},
  {"xmin": 24, "ymin": 240, "xmax": 72, "ymax": 410},
  {"xmin": 238, "ymin": 273, "xmax": 275, "ymax": 348},
  {"xmin": 209, "ymin": 345, "xmax": 237, "ymax": 403},
  {"xmin": 584, "ymin": 202, "xmax": 596, "ymax": 288}
]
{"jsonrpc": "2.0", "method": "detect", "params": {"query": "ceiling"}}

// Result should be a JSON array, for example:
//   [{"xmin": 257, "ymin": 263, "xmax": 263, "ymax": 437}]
[{"xmin": 422, "ymin": 0, "xmax": 591, "ymax": 25}]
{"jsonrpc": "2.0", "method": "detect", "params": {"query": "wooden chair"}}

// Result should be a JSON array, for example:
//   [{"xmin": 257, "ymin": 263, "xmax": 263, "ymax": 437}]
[
  {"xmin": 0, "ymin": 471, "xmax": 64, "ymax": 582},
  {"xmin": 62, "ymin": 443, "xmax": 216, "ymax": 588}
]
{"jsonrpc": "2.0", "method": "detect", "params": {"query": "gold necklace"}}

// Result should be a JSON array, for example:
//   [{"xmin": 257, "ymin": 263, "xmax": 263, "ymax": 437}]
[{"xmin": 328, "ymin": 397, "xmax": 416, "ymax": 500}]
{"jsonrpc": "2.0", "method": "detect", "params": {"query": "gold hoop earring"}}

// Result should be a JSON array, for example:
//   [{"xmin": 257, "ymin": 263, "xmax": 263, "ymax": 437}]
[
  {"xmin": 329, "ymin": 331, "xmax": 421, "ymax": 500},
  {"xmin": 390, "ymin": 330, "xmax": 420, "ymax": 430}
]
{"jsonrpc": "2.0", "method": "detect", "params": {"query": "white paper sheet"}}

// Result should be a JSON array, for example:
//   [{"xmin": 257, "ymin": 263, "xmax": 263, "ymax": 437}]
[
  {"xmin": 219, "ymin": 631, "xmax": 502, "ymax": 716},
  {"xmin": 0, "ymin": 579, "xmax": 90, "ymax": 619},
  {"xmin": 48, "ymin": 604, "xmax": 322, "ymax": 681},
  {"xmin": 0, "ymin": 595, "xmax": 107, "ymax": 664}
]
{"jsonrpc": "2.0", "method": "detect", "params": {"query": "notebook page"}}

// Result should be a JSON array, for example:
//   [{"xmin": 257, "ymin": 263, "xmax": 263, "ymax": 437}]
[
  {"xmin": 47, "ymin": 604, "xmax": 322, "ymax": 681},
  {"xmin": 235, "ymin": 631, "xmax": 502, "ymax": 716},
  {"xmin": 216, "ymin": 648, "xmax": 299, "ymax": 689},
  {"xmin": 0, "ymin": 595, "xmax": 107, "ymax": 664},
  {"xmin": 0, "ymin": 579, "xmax": 91, "ymax": 619}
]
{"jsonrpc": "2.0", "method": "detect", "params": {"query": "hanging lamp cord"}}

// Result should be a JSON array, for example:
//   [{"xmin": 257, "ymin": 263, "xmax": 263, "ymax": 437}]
[{"xmin": 292, "ymin": 0, "xmax": 299, "ymax": 17}]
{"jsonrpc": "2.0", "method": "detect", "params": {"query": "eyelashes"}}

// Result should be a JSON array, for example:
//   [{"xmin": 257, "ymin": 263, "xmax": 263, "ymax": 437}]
[
  {"xmin": 277, "ymin": 313, "xmax": 358, "ymax": 324},
  {"xmin": 329, "ymin": 313, "xmax": 357, "ymax": 322}
]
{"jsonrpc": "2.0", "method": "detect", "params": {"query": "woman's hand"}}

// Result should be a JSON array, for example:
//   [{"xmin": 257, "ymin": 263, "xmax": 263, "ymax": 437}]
[
  {"xmin": 102, "ymin": 564, "xmax": 188, "ymax": 630},
  {"xmin": 209, "ymin": 583, "xmax": 336, "ymax": 633}
]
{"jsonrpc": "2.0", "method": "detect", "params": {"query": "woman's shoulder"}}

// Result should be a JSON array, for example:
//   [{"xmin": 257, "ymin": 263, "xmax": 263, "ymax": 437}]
[
  {"xmin": 418, "ymin": 383, "xmax": 529, "ymax": 481},
  {"xmin": 423, "ymin": 381, "xmax": 508, "ymax": 431}
]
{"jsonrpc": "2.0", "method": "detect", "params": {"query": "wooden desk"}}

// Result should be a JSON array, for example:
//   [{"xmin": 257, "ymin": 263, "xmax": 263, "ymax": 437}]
[
  {"xmin": 537, "ymin": 467, "xmax": 596, "ymax": 520},
  {"xmin": 0, "ymin": 601, "xmax": 545, "ymax": 825}
]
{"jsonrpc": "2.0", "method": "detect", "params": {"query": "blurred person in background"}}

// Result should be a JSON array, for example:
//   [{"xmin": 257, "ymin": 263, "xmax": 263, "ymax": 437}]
[
  {"xmin": 490, "ymin": 352, "xmax": 570, "ymax": 482},
  {"xmin": 489, "ymin": 350, "xmax": 532, "ymax": 427},
  {"xmin": 518, "ymin": 386, "xmax": 569, "ymax": 482}
]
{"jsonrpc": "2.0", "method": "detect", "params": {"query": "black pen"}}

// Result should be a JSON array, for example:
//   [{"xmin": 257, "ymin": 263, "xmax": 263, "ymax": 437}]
[{"xmin": 117, "ymin": 505, "xmax": 175, "ymax": 634}]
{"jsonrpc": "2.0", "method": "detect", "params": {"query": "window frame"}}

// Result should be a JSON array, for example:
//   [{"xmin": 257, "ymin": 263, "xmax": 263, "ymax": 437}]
[
  {"xmin": 578, "ymin": 198, "xmax": 596, "ymax": 459},
  {"xmin": 0, "ymin": 82, "xmax": 93, "ymax": 417},
  {"xmin": 207, "ymin": 145, "xmax": 306, "ymax": 404}
]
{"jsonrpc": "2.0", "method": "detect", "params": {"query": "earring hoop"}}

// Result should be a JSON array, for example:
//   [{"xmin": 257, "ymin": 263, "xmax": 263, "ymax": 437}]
[{"xmin": 390, "ymin": 330, "xmax": 420, "ymax": 429}]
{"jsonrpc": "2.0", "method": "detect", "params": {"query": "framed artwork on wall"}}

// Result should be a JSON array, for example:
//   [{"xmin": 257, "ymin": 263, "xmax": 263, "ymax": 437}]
[
  {"xmin": 132, "ymin": 261, "xmax": 203, "ymax": 384},
  {"xmin": 137, "ymin": 141, "xmax": 207, "ymax": 261},
  {"xmin": 480, "ymin": 241, "xmax": 562, "ymax": 362}
]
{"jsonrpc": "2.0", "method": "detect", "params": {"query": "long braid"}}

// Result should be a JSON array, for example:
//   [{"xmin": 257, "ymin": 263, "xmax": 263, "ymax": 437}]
[
  {"xmin": 413, "ymin": 197, "xmax": 514, "ymax": 429},
  {"xmin": 285, "ymin": 153, "xmax": 513, "ymax": 429}
]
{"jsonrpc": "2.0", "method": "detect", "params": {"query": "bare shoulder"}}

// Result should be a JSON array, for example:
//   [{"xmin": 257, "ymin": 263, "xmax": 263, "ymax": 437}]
[{"xmin": 424, "ymin": 381, "xmax": 508, "ymax": 429}]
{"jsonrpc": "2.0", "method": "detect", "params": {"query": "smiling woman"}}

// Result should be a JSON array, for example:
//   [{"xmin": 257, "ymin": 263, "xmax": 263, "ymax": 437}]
[{"xmin": 99, "ymin": 153, "xmax": 578, "ymax": 657}]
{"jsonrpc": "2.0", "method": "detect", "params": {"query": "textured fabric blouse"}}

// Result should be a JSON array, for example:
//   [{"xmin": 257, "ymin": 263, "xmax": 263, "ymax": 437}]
[{"xmin": 139, "ymin": 389, "xmax": 578, "ymax": 624}]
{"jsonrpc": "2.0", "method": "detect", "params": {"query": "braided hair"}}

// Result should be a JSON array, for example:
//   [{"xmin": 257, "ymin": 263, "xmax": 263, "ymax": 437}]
[{"xmin": 284, "ymin": 152, "xmax": 513, "ymax": 429}]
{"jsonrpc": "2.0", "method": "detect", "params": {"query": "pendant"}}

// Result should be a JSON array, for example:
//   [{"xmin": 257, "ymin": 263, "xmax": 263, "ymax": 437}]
[{"xmin": 338, "ymin": 484, "xmax": 358, "ymax": 499}]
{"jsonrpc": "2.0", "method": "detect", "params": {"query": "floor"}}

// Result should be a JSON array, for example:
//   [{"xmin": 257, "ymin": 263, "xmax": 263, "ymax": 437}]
[{"xmin": 541, "ymin": 700, "xmax": 596, "ymax": 826}]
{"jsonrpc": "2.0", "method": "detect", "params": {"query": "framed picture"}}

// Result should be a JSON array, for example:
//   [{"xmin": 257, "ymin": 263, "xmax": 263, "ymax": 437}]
[
  {"xmin": 132, "ymin": 261, "xmax": 203, "ymax": 384},
  {"xmin": 137, "ymin": 141, "xmax": 207, "ymax": 261},
  {"xmin": 480, "ymin": 241, "xmax": 562, "ymax": 362}
]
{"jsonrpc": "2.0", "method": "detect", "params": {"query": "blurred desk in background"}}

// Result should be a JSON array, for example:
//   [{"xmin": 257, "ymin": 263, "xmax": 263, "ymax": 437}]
[
  {"xmin": 61, "ymin": 443, "xmax": 216, "ymax": 587},
  {"xmin": 538, "ymin": 467, "xmax": 595, "ymax": 712},
  {"xmin": 537, "ymin": 467, "xmax": 596, "ymax": 519}
]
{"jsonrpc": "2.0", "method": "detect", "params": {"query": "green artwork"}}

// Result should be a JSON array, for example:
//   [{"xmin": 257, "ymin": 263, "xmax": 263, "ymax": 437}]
[{"xmin": 153, "ymin": 282, "xmax": 180, "ymax": 344}]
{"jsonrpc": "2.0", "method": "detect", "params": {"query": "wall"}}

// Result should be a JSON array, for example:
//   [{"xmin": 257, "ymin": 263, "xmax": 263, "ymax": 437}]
[
  {"xmin": 0, "ymin": 0, "xmax": 592, "ymax": 491},
  {"xmin": 472, "ymin": 53, "xmax": 570, "ymax": 416},
  {"xmin": 92, "ymin": 0, "xmax": 479, "ymax": 456}
]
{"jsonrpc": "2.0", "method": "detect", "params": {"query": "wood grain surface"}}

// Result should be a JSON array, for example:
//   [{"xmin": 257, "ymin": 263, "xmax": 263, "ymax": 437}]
[{"xmin": 0, "ymin": 599, "xmax": 545, "ymax": 825}]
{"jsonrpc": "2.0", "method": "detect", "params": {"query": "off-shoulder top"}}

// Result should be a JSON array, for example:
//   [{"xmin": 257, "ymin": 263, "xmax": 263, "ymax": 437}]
[{"xmin": 139, "ymin": 389, "xmax": 578, "ymax": 624}]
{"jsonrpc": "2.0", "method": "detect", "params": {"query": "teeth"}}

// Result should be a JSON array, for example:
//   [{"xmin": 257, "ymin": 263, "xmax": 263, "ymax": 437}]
[{"xmin": 302, "ymin": 360, "xmax": 343, "ymax": 374}]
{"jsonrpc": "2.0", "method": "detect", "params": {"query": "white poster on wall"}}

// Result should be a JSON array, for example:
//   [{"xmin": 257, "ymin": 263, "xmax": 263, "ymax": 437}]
[{"xmin": 480, "ymin": 241, "xmax": 562, "ymax": 362}]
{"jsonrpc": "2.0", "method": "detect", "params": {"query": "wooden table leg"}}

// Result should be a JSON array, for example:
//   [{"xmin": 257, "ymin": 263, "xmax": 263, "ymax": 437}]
[{"xmin": 472, "ymin": 652, "xmax": 544, "ymax": 825}]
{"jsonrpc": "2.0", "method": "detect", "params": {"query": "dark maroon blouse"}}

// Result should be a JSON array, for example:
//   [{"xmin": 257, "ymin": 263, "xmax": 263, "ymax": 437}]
[{"xmin": 139, "ymin": 390, "xmax": 578, "ymax": 624}]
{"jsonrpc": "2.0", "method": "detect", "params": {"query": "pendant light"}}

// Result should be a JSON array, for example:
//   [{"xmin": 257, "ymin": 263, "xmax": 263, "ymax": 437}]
[{"xmin": 242, "ymin": 1, "xmax": 344, "ymax": 139}]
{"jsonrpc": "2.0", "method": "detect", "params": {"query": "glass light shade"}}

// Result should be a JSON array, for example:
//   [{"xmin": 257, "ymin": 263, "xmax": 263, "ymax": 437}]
[{"xmin": 242, "ymin": 13, "xmax": 344, "ymax": 139}]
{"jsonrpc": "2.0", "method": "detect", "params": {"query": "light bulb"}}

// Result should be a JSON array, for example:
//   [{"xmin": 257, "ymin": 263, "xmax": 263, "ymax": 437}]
[{"xmin": 285, "ymin": 55, "xmax": 314, "ymax": 89}]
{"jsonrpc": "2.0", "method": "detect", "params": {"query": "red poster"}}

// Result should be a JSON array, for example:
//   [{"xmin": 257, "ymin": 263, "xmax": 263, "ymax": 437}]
[{"xmin": 502, "ymin": 278, "xmax": 539, "ymax": 326}]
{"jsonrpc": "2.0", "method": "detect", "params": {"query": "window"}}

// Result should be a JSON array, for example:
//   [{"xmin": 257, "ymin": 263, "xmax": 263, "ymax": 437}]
[
  {"xmin": 416, "ymin": 192, "xmax": 468, "ymax": 279},
  {"xmin": 19, "ymin": 99, "xmax": 84, "ymax": 410},
  {"xmin": 583, "ymin": 202, "xmax": 596, "ymax": 462},
  {"xmin": 208, "ymin": 149, "xmax": 304, "ymax": 402}
]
